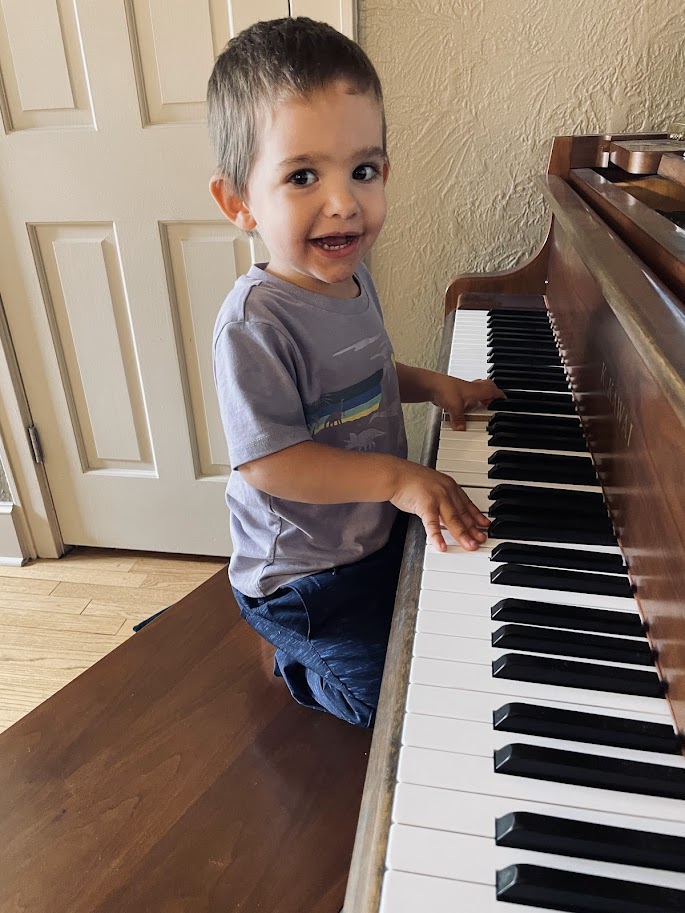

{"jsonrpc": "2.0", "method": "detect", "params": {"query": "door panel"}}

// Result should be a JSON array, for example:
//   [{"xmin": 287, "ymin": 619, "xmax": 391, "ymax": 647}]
[{"xmin": 0, "ymin": 0, "xmax": 356, "ymax": 557}]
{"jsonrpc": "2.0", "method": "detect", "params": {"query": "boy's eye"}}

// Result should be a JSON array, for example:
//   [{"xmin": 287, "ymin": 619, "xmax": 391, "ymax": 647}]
[
  {"xmin": 289, "ymin": 169, "xmax": 316, "ymax": 186},
  {"xmin": 353, "ymin": 163, "xmax": 380, "ymax": 181}
]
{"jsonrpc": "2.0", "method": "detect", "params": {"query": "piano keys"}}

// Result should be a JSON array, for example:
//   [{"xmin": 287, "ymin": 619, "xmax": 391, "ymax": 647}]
[{"xmin": 345, "ymin": 133, "xmax": 685, "ymax": 913}]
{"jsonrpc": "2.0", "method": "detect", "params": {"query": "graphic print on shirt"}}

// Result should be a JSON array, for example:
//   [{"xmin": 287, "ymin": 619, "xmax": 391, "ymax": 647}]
[{"xmin": 303, "ymin": 368, "xmax": 384, "ymax": 437}]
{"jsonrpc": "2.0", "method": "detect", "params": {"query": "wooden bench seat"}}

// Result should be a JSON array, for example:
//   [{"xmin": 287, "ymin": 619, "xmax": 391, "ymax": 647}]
[{"xmin": 0, "ymin": 567, "xmax": 372, "ymax": 913}]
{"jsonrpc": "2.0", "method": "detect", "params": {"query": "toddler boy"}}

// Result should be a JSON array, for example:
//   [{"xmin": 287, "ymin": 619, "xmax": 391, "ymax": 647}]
[{"xmin": 208, "ymin": 17, "xmax": 501, "ymax": 727}]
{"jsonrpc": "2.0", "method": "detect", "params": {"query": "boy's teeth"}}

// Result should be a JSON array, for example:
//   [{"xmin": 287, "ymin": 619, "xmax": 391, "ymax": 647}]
[{"xmin": 315, "ymin": 235, "xmax": 354, "ymax": 250}]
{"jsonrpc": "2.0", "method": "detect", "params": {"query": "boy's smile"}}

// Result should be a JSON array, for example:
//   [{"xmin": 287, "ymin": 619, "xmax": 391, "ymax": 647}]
[{"xmin": 214, "ymin": 81, "xmax": 389, "ymax": 299}]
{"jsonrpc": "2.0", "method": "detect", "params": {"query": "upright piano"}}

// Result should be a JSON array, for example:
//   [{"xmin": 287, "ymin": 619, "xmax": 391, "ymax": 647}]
[{"xmin": 345, "ymin": 132, "xmax": 685, "ymax": 913}]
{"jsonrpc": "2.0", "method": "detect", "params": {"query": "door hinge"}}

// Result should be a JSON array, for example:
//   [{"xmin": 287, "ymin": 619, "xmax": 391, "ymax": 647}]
[{"xmin": 27, "ymin": 425, "xmax": 44, "ymax": 464}]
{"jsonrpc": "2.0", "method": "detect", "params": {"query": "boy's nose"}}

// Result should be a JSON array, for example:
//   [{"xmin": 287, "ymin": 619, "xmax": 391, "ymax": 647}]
[{"xmin": 322, "ymin": 182, "xmax": 361, "ymax": 219}]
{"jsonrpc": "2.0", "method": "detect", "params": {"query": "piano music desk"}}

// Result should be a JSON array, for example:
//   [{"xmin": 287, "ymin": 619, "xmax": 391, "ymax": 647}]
[{"xmin": 0, "ymin": 568, "xmax": 372, "ymax": 913}]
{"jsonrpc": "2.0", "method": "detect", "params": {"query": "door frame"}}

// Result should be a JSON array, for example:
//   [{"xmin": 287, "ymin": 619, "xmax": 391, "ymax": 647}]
[{"xmin": 0, "ymin": 296, "xmax": 63, "ymax": 560}]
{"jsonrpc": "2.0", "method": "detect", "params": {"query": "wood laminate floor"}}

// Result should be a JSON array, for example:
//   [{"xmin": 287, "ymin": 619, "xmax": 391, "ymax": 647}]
[{"xmin": 0, "ymin": 547, "xmax": 227, "ymax": 733}]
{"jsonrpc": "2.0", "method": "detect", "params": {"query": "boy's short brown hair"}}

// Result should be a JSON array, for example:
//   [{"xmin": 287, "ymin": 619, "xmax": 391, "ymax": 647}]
[{"xmin": 207, "ymin": 17, "xmax": 386, "ymax": 198}]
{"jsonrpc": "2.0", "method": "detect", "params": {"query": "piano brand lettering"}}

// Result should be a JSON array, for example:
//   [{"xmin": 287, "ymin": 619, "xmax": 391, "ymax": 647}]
[{"xmin": 600, "ymin": 362, "xmax": 634, "ymax": 447}]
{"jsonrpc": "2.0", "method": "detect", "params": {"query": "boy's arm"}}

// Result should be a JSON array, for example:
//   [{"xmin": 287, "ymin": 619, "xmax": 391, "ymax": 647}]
[
  {"xmin": 395, "ymin": 361, "xmax": 503, "ymax": 432},
  {"xmin": 239, "ymin": 440, "xmax": 488, "ymax": 552}
]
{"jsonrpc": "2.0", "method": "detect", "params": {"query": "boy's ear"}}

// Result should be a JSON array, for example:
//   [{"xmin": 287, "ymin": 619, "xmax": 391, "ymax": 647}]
[
  {"xmin": 209, "ymin": 176, "xmax": 257, "ymax": 232},
  {"xmin": 382, "ymin": 160, "xmax": 390, "ymax": 185}
]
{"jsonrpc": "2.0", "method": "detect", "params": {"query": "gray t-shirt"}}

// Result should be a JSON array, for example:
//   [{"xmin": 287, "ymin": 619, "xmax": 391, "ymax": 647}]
[{"xmin": 213, "ymin": 262, "xmax": 408, "ymax": 597}]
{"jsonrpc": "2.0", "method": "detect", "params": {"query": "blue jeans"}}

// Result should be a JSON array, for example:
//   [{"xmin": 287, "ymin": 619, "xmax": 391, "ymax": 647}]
[{"xmin": 232, "ymin": 513, "xmax": 409, "ymax": 728}]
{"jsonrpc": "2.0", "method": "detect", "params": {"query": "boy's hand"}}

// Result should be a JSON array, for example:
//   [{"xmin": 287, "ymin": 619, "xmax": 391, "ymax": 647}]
[
  {"xmin": 389, "ymin": 461, "xmax": 489, "ymax": 552},
  {"xmin": 431, "ymin": 375, "xmax": 504, "ymax": 431}
]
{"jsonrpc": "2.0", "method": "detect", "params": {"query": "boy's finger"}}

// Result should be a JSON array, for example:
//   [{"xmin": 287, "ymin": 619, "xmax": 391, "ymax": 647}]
[
  {"xmin": 441, "ymin": 504, "xmax": 479, "ymax": 551},
  {"xmin": 470, "ymin": 379, "xmax": 506, "ymax": 403},
  {"xmin": 424, "ymin": 515, "xmax": 447, "ymax": 552}
]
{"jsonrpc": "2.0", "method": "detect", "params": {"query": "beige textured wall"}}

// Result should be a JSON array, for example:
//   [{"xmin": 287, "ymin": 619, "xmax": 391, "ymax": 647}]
[{"xmin": 359, "ymin": 0, "xmax": 685, "ymax": 457}]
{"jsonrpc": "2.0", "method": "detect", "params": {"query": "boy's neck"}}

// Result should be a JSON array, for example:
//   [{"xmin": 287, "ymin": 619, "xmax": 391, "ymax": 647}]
[{"xmin": 263, "ymin": 264, "xmax": 361, "ymax": 299}]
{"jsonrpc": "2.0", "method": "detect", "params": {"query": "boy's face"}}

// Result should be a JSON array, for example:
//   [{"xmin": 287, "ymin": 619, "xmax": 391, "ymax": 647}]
[{"xmin": 218, "ymin": 81, "xmax": 389, "ymax": 299}]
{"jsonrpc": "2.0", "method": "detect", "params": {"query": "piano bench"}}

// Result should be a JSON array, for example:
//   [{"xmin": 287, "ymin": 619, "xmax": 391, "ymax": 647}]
[{"xmin": 0, "ymin": 568, "xmax": 372, "ymax": 913}]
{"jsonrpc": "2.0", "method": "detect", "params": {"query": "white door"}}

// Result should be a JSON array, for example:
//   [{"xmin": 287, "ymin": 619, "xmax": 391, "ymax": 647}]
[{"xmin": 0, "ymin": 0, "xmax": 355, "ymax": 557}]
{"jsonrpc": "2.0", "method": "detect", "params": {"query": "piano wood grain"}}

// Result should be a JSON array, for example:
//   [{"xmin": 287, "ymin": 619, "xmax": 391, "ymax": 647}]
[{"xmin": 543, "ymin": 190, "xmax": 685, "ymax": 736}]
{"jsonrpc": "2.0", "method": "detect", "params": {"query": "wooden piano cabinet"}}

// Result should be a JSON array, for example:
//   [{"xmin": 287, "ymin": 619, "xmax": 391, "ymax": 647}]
[
  {"xmin": 568, "ymin": 168, "xmax": 685, "ymax": 302},
  {"xmin": 0, "ymin": 569, "xmax": 372, "ymax": 913},
  {"xmin": 542, "ymin": 177, "xmax": 685, "ymax": 739}
]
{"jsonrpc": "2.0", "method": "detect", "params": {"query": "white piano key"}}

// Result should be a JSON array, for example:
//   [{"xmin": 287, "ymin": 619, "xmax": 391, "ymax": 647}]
[
  {"xmin": 416, "ymin": 608, "xmax": 644, "ymax": 643},
  {"xmin": 392, "ymin": 781, "xmax": 685, "ymax": 840},
  {"xmin": 401, "ymin": 712, "xmax": 684, "ymax": 767},
  {"xmin": 418, "ymin": 589, "xmax": 503, "ymax": 616},
  {"xmin": 439, "ymin": 432, "xmax": 494, "ymax": 446},
  {"xmin": 442, "ymin": 427, "xmax": 492, "ymax": 439},
  {"xmin": 404, "ymin": 682, "xmax": 673, "ymax": 728},
  {"xmin": 441, "ymin": 468, "xmax": 600, "ymax": 492},
  {"xmin": 420, "ymin": 568, "xmax": 635, "ymax": 611},
  {"xmin": 386, "ymin": 823, "xmax": 685, "ymax": 890},
  {"xmin": 459, "ymin": 486, "xmax": 493, "ymax": 512},
  {"xmin": 398, "ymin": 746, "xmax": 685, "ymax": 823},
  {"xmin": 417, "ymin": 587, "xmax": 639, "ymax": 619},
  {"xmin": 439, "ymin": 441, "xmax": 590, "ymax": 459},
  {"xmin": 431, "ymin": 535, "xmax": 624, "ymax": 556},
  {"xmin": 463, "ymin": 406, "xmax": 579, "ymax": 420},
  {"xmin": 438, "ymin": 457, "xmax": 599, "ymax": 483},
  {"xmin": 423, "ymin": 548, "xmax": 626, "ymax": 577},
  {"xmin": 380, "ymin": 870, "xmax": 539, "ymax": 913},
  {"xmin": 413, "ymin": 631, "xmax": 655, "ymax": 672},
  {"xmin": 441, "ymin": 423, "xmax": 583, "ymax": 443},
  {"xmin": 409, "ymin": 657, "xmax": 671, "ymax": 718},
  {"xmin": 416, "ymin": 609, "xmax": 493, "ymax": 639}
]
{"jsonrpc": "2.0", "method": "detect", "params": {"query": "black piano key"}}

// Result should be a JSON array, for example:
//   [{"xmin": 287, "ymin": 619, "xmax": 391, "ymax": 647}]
[
  {"xmin": 487, "ymin": 413, "xmax": 582, "ymax": 433},
  {"xmin": 494, "ymin": 742, "xmax": 685, "ymax": 800},
  {"xmin": 488, "ymin": 449, "xmax": 594, "ymax": 471},
  {"xmin": 488, "ymin": 505, "xmax": 614, "ymax": 536},
  {"xmin": 487, "ymin": 460, "xmax": 597, "ymax": 486},
  {"xmin": 490, "ymin": 483, "xmax": 605, "ymax": 511},
  {"xmin": 494, "ymin": 389, "xmax": 571, "ymax": 403},
  {"xmin": 488, "ymin": 504, "xmax": 610, "ymax": 530},
  {"xmin": 488, "ymin": 355, "xmax": 563, "ymax": 369},
  {"xmin": 488, "ymin": 335, "xmax": 557, "ymax": 349},
  {"xmin": 490, "ymin": 543, "xmax": 626, "ymax": 574},
  {"xmin": 487, "ymin": 308, "xmax": 550, "ymax": 318},
  {"xmin": 488, "ymin": 345, "xmax": 560, "ymax": 359},
  {"xmin": 489, "ymin": 396, "xmax": 576, "ymax": 415},
  {"xmin": 487, "ymin": 355, "xmax": 566, "ymax": 370},
  {"xmin": 488, "ymin": 462, "xmax": 597, "ymax": 485},
  {"xmin": 488, "ymin": 313, "xmax": 553, "ymax": 324},
  {"xmin": 488, "ymin": 309, "xmax": 551, "ymax": 318},
  {"xmin": 495, "ymin": 811, "xmax": 685, "ymax": 872},
  {"xmin": 488, "ymin": 449, "xmax": 592, "ymax": 467},
  {"xmin": 487, "ymin": 422, "xmax": 585, "ymax": 441},
  {"xmin": 489, "ymin": 363, "xmax": 566, "ymax": 377},
  {"xmin": 489, "ymin": 432, "xmax": 588, "ymax": 452},
  {"xmin": 492, "ymin": 703, "xmax": 681, "ymax": 754},
  {"xmin": 496, "ymin": 862, "xmax": 685, "ymax": 912},
  {"xmin": 489, "ymin": 357, "xmax": 563, "ymax": 369},
  {"xmin": 490, "ymin": 564, "xmax": 633, "ymax": 599},
  {"xmin": 490, "ymin": 598, "xmax": 645, "ymax": 637},
  {"xmin": 488, "ymin": 333, "xmax": 557, "ymax": 344},
  {"xmin": 488, "ymin": 316, "xmax": 552, "ymax": 329},
  {"xmin": 492, "ymin": 653, "xmax": 664, "ymax": 697},
  {"xmin": 488, "ymin": 519, "xmax": 616, "ymax": 546},
  {"xmin": 490, "ymin": 374, "xmax": 569, "ymax": 392},
  {"xmin": 491, "ymin": 624, "xmax": 652, "ymax": 665},
  {"xmin": 488, "ymin": 330, "xmax": 556, "ymax": 343}
]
